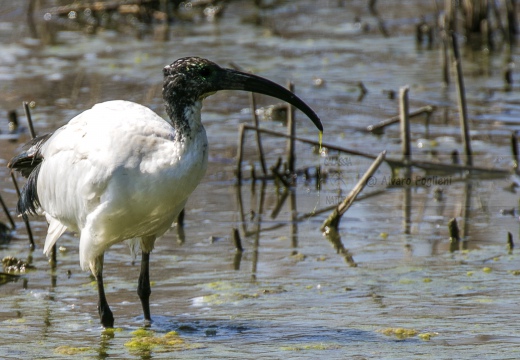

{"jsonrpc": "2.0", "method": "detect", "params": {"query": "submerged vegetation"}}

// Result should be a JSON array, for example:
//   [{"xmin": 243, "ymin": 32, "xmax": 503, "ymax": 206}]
[{"xmin": 125, "ymin": 329, "xmax": 204, "ymax": 353}]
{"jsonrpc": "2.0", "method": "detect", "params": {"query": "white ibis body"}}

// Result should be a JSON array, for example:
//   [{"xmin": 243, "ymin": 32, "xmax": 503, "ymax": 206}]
[{"xmin": 8, "ymin": 57, "xmax": 322, "ymax": 328}]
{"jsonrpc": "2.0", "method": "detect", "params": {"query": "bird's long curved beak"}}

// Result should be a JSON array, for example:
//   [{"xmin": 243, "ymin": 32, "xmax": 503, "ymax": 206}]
[{"xmin": 218, "ymin": 68, "xmax": 323, "ymax": 132}]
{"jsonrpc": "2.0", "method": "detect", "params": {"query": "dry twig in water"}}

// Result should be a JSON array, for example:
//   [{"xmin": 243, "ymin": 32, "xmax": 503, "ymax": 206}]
[{"xmin": 321, "ymin": 151, "xmax": 386, "ymax": 231}]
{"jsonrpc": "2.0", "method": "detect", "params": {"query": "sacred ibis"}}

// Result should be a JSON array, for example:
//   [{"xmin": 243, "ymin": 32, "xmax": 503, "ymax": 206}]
[{"xmin": 8, "ymin": 57, "xmax": 322, "ymax": 328}]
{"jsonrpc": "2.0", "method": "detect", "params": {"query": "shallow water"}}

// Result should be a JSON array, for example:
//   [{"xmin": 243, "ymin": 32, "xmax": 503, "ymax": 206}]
[{"xmin": 1, "ymin": 0, "xmax": 520, "ymax": 358}]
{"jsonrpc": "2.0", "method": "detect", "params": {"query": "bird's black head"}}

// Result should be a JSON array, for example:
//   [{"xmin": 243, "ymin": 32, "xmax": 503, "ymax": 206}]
[
  {"xmin": 163, "ymin": 57, "xmax": 323, "ymax": 132},
  {"xmin": 163, "ymin": 57, "xmax": 222, "ymax": 102}
]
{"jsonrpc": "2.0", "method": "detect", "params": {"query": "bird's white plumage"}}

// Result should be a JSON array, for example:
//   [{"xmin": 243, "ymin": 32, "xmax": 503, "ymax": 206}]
[
  {"xmin": 38, "ymin": 100, "xmax": 208, "ymax": 272},
  {"xmin": 7, "ymin": 56, "xmax": 322, "ymax": 328}
]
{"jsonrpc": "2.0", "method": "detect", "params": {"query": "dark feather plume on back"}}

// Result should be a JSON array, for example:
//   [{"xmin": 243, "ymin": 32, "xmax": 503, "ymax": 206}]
[
  {"xmin": 8, "ymin": 133, "xmax": 52, "ymax": 215},
  {"xmin": 8, "ymin": 133, "xmax": 51, "ymax": 177}
]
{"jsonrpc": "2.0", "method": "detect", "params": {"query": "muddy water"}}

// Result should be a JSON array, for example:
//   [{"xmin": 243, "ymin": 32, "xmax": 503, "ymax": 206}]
[{"xmin": 1, "ymin": 0, "xmax": 520, "ymax": 359}]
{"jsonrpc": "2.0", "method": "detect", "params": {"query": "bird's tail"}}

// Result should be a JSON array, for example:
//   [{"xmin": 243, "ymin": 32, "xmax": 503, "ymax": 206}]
[{"xmin": 43, "ymin": 217, "xmax": 67, "ymax": 257}]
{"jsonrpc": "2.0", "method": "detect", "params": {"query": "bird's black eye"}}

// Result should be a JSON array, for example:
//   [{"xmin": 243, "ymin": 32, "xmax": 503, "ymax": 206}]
[{"xmin": 199, "ymin": 67, "xmax": 212, "ymax": 78}]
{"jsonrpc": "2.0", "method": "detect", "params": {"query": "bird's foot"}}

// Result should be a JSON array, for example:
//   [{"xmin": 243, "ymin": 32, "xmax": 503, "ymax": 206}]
[
  {"xmin": 98, "ymin": 303, "xmax": 114, "ymax": 328},
  {"xmin": 143, "ymin": 317, "xmax": 152, "ymax": 328}
]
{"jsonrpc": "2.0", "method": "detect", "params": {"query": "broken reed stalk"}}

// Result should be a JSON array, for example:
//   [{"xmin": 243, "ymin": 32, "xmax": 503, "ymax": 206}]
[
  {"xmin": 442, "ymin": 0, "xmax": 454, "ymax": 85},
  {"xmin": 451, "ymin": 149, "xmax": 460, "ymax": 164},
  {"xmin": 461, "ymin": 182, "xmax": 472, "ymax": 249},
  {"xmin": 249, "ymin": 92, "xmax": 267, "ymax": 176},
  {"xmin": 232, "ymin": 227, "xmax": 243, "ymax": 252},
  {"xmin": 20, "ymin": 102, "xmax": 39, "ymax": 252},
  {"xmin": 508, "ymin": 231, "xmax": 514, "ymax": 254},
  {"xmin": 444, "ymin": 0, "xmax": 455, "ymax": 33},
  {"xmin": 251, "ymin": 181, "xmax": 266, "ymax": 279},
  {"xmin": 505, "ymin": 62, "xmax": 514, "ymax": 91},
  {"xmin": 402, "ymin": 168, "xmax": 412, "ymax": 235},
  {"xmin": 23, "ymin": 101, "xmax": 36, "ymax": 139},
  {"xmin": 315, "ymin": 165, "xmax": 321, "ymax": 190},
  {"xmin": 24, "ymin": 102, "xmax": 39, "ymax": 252},
  {"xmin": 512, "ymin": 131, "xmax": 519, "ymax": 171},
  {"xmin": 442, "ymin": 33, "xmax": 450, "ymax": 85},
  {"xmin": 321, "ymin": 151, "xmax": 386, "ymax": 231},
  {"xmin": 235, "ymin": 123, "xmax": 246, "ymax": 185},
  {"xmin": 235, "ymin": 182, "xmax": 250, "ymax": 236},
  {"xmin": 289, "ymin": 189, "xmax": 298, "ymax": 248},
  {"xmin": 232, "ymin": 228, "xmax": 243, "ymax": 270},
  {"xmin": 26, "ymin": 0, "xmax": 38, "ymax": 39},
  {"xmin": 448, "ymin": 217, "xmax": 460, "ymax": 252},
  {"xmin": 399, "ymin": 86, "xmax": 411, "ymax": 164},
  {"xmin": 286, "ymin": 81, "xmax": 296, "ymax": 175},
  {"xmin": 9, "ymin": 173, "xmax": 20, "ymax": 202},
  {"xmin": 366, "ymin": 105, "xmax": 435, "ymax": 133},
  {"xmin": 0, "ymin": 193, "xmax": 16, "ymax": 229},
  {"xmin": 506, "ymin": 0, "xmax": 518, "ymax": 45},
  {"xmin": 451, "ymin": 32, "xmax": 473, "ymax": 167},
  {"xmin": 270, "ymin": 189, "xmax": 288, "ymax": 219}
]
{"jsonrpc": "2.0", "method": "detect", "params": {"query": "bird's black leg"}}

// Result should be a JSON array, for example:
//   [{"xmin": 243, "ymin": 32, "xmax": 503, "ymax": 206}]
[
  {"xmin": 94, "ymin": 255, "xmax": 114, "ymax": 328},
  {"xmin": 137, "ymin": 250, "xmax": 152, "ymax": 324}
]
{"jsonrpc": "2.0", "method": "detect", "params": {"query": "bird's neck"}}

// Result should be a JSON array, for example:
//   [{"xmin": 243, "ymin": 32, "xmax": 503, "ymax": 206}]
[{"xmin": 164, "ymin": 99, "xmax": 203, "ymax": 142}]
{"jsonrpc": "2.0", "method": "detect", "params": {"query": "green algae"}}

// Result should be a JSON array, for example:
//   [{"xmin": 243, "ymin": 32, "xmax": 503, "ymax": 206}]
[
  {"xmin": 281, "ymin": 342, "xmax": 342, "ymax": 351},
  {"xmin": 125, "ymin": 329, "xmax": 203, "ymax": 353},
  {"xmin": 55, "ymin": 345, "xmax": 93, "ymax": 355},
  {"xmin": 379, "ymin": 327, "xmax": 418, "ymax": 340}
]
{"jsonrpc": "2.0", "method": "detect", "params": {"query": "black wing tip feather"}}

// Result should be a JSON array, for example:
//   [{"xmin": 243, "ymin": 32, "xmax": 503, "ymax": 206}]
[
  {"xmin": 7, "ymin": 133, "xmax": 51, "ymax": 177},
  {"xmin": 17, "ymin": 162, "xmax": 42, "ymax": 216},
  {"xmin": 8, "ymin": 156, "xmax": 40, "ymax": 178},
  {"xmin": 8, "ymin": 133, "xmax": 51, "ymax": 215}
]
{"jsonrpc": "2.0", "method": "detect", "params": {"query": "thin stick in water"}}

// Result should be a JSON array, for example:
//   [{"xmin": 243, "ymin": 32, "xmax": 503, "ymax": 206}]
[
  {"xmin": 0, "ymin": 193, "xmax": 16, "ymax": 229},
  {"xmin": 366, "ymin": 106, "xmax": 435, "ymax": 133},
  {"xmin": 286, "ymin": 81, "xmax": 296, "ymax": 175},
  {"xmin": 20, "ymin": 102, "xmax": 38, "ymax": 250},
  {"xmin": 451, "ymin": 32, "xmax": 473, "ymax": 166},
  {"xmin": 512, "ymin": 131, "xmax": 518, "ymax": 171},
  {"xmin": 321, "ymin": 151, "xmax": 386, "ymax": 231},
  {"xmin": 235, "ymin": 123, "xmax": 246, "ymax": 185},
  {"xmin": 442, "ymin": 0, "xmax": 454, "ymax": 84},
  {"xmin": 232, "ymin": 227, "xmax": 243, "ymax": 252},
  {"xmin": 399, "ymin": 86, "xmax": 411, "ymax": 164},
  {"xmin": 506, "ymin": 0, "xmax": 518, "ymax": 46},
  {"xmin": 23, "ymin": 101, "xmax": 36, "ymax": 139},
  {"xmin": 508, "ymin": 231, "xmax": 514, "ymax": 254},
  {"xmin": 448, "ymin": 217, "xmax": 460, "ymax": 252},
  {"xmin": 249, "ymin": 93, "xmax": 267, "ymax": 176}
]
